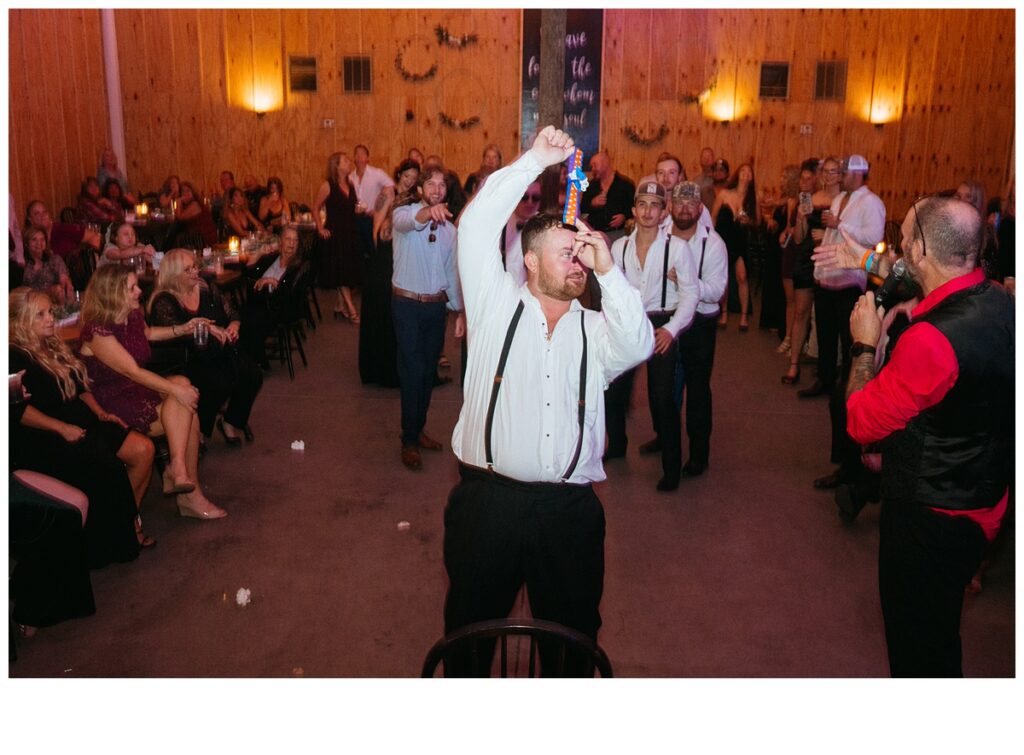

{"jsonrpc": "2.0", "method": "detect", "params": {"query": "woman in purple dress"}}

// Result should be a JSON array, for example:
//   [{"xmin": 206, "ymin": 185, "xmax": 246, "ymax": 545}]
[
  {"xmin": 313, "ymin": 151, "xmax": 361, "ymax": 322},
  {"xmin": 78, "ymin": 264, "xmax": 227, "ymax": 520}
]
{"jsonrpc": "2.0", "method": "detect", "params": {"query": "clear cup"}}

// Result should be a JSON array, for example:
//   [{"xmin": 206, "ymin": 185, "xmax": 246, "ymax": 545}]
[
  {"xmin": 193, "ymin": 322, "xmax": 209, "ymax": 349},
  {"xmin": 134, "ymin": 255, "xmax": 146, "ymax": 274}
]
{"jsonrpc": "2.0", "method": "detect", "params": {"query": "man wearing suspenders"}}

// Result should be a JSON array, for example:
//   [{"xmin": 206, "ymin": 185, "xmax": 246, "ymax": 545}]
[
  {"xmin": 666, "ymin": 181, "xmax": 729, "ymax": 477},
  {"xmin": 445, "ymin": 126, "xmax": 653, "ymax": 675},
  {"xmin": 605, "ymin": 182, "xmax": 699, "ymax": 492}
]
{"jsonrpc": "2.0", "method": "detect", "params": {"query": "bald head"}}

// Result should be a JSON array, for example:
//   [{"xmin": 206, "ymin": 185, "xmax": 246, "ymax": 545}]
[{"xmin": 908, "ymin": 196, "xmax": 984, "ymax": 270}]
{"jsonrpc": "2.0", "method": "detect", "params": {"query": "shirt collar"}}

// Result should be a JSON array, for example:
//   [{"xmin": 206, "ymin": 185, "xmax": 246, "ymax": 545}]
[{"xmin": 912, "ymin": 268, "xmax": 986, "ymax": 318}]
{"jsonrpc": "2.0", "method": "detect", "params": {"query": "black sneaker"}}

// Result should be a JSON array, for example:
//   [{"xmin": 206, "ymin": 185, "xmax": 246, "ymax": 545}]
[{"xmin": 682, "ymin": 460, "xmax": 706, "ymax": 476}]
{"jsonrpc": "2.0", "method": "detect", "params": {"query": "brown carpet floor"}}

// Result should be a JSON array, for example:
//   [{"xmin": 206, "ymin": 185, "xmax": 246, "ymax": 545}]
[{"xmin": 9, "ymin": 291, "xmax": 1015, "ymax": 677}]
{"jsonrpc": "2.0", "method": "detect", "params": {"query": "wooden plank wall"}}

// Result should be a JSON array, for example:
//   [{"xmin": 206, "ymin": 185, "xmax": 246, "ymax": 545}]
[
  {"xmin": 602, "ymin": 8, "xmax": 1015, "ymax": 220},
  {"xmin": 8, "ymin": 8, "xmax": 1014, "ymax": 222},
  {"xmin": 8, "ymin": 8, "xmax": 111, "ymax": 224}
]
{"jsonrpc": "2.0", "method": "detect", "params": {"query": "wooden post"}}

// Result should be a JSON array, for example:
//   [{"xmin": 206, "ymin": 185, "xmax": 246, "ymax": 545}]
[{"xmin": 538, "ymin": 10, "xmax": 566, "ymax": 213}]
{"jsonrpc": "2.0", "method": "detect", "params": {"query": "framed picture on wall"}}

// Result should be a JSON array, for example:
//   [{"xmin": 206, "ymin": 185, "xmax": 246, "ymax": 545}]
[{"xmin": 289, "ymin": 56, "xmax": 317, "ymax": 92}]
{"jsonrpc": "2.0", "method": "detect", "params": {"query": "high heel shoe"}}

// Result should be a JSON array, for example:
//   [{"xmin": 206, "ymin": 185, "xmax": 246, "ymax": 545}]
[
  {"xmin": 217, "ymin": 417, "xmax": 242, "ymax": 446},
  {"xmin": 135, "ymin": 515, "xmax": 157, "ymax": 548},
  {"xmin": 776, "ymin": 336, "xmax": 792, "ymax": 355},
  {"xmin": 177, "ymin": 494, "xmax": 227, "ymax": 520},
  {"xmin": 162, "ymin": 467, "xmax": 196, "ymax": 495},
  {"xmin": 738, "ymin": 318, "xmax": 750, "ymax": 333},
  {"xmin": 243, "ymin": 424, "xmax": 255, "ymax": 442},
  {"xmin": 781, "ymin": 364, "xmax": 801, "ymax": 385}
]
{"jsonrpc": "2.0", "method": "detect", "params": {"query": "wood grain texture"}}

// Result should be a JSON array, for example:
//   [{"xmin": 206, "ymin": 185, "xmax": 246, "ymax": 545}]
[{"xmin": 8, "ymin": 8, "xmax": 1014, "ymax": 222}]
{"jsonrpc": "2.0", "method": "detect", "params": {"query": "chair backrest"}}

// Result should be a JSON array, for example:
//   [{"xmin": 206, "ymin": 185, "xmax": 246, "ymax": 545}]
[
  {"xmin": 59, "ymin": 206, "xmax": 78, "ymax": 224},
  {"xmin": 883, "ymin": 219, "xmax": 902, "ymax": 253},
  {"xmin": 421, "ymin": 618, "xmax": 614, "ymax": 678},
  {"xmin": 12, "ymin": 469, "xmax": 89, "ymax": 525}
]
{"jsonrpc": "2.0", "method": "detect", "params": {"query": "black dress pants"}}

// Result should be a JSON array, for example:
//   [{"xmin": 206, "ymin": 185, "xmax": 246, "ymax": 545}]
[
  {"xmin": 878, "ymin": 500, "xmax": 989, "ymax": 677},
  {"xmin": 677, "ymin": 314, "xmax": 718, "ymax": 466},
  {"xmin": 812, "ymin": 285, "xmax": 860, "ymax": 388},
  {"xmin": 443, "ymin": 465, "xmax": 605, "ymax": 677}
]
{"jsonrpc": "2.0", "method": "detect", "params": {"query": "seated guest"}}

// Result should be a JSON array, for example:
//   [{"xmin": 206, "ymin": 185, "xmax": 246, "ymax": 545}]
[
  {"xmin": 78, "ymin": 264, "xmax": 226, "ymax": 519},
  {"xmin": 238, "ymin": 226, "xmax": 305, "ymax": 368},
  {"xmin": 148, "ymin": 249, "xmax": 263, "ymax": 445},
  {"xmin": 101, "ymin": 221, "xmax": 156, "ymax": 267},
  {"xmin": 242, "ymin": 174, "xmax": 266, "ymax": 216},
  {"xmin": 21, "ymin": 226, "xmax": 74, "ymax": 305},
  {"xmin": 77, "ymin": 176, "xmax": 122, "ymax": 226},
  {"xmin": 258, "ymin": 176, "xmax": 292, "ymax": 233},
  {"xmin": 97, "ymin": 147, "xmax": 136, "ymax": 204},
  {"xmin": 10, "ymin": 287, "xmax": 152, "ymax": 563},
  {"xmin": 223, "ymin": 187, "xmax": 265, "ymax": 237},
  {"xmin": 158, "ymin": 174, "xmax": 181, "ymax": 211},
  {"xmin": 103, "ymin": 178, "xmax": 135, "ymax": 213},
  {"xmin": 177, "ymin": 181, "xmax": 218, "ymax": 246},
  {"xmin": 23, "ymin": 199, "xmax": 102, "ymax": 291}
]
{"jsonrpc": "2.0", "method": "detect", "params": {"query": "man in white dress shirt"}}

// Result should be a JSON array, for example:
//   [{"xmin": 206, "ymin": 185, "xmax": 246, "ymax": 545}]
[
  {"xmin": 391, "ymin": 167, "xmax": 463, "ymax": 471},
  {"xmin": 662, "ymin": 181, "xmax": 729, "ymax": 476},
  {"xmin": 604, "ymin": 181, "xmax": 699, "ymax": 491},
  {"xmin": 445, "ymin": 126, "xmax": 653, "ymax": 675},
  {"xmin": 350, "ymin": 144, "xmax": 395, "ymax": 259}
]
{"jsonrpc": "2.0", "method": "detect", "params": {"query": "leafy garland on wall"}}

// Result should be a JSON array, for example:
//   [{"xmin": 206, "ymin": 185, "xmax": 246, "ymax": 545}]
[
  {"xmin": 435, "ymin": 25, "xmax": 478, "ymax": 49},
  {"xmin": 395, "ymin": 37, "xmax": 438, "ymax": 82},
  {"xmin": 623, "ymin": 123, "xmax": 669, "ymax": 147},
  {"xmin": 680, "ymin": 71, "xmax": 718, "ymax": 105},
  {"xmin": 438, "ymin": 112, "xmax": 480, "ymax": 130}
]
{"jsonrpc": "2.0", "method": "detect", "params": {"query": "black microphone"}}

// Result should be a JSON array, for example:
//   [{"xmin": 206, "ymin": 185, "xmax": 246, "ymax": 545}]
[{"xmin": 873, "ymin": 257, "xmax": 907, "ymax": 310}]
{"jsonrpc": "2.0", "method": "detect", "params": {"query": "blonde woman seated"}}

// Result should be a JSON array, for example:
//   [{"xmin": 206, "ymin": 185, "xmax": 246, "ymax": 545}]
[
  {"xmin": 21, "ymin": 226, "xmax": 74, "ymax": 305},
  {"xmin": 77, "ymin": 264, "xmax": 226, "ymax": 520},
  {"xmin": 9, "ymin": 288, "xmax": 154, "ymax": 559},
  {"xmin": 101, "ymin": 221, "xmax": 156, "ymax": 267},
  {"xmin": 223, "ymin": 187, "xmax": 265, "ymax": 237},
  {"xmin": 148, "ymin": 249, "xmax": 263, "ymax": 445}
]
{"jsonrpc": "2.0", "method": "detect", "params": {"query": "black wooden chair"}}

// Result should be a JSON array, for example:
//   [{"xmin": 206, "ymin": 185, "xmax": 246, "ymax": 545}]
[
  {"xmin": 265, "ymin": 263, "xmax": 312, "ymax": 379},
  {"xmin": 421, "ymin": 618, "xmax": 614, "ymax": 678}
]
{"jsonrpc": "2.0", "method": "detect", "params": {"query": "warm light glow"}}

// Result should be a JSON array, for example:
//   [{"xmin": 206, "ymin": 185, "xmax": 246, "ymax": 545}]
[
  {"xmin": 136, "ymin": 203, "xmax": 148, "ymax": 216},
  {"xmin": 228, "ymin": 236, "xmax": 240, "ymax": 253},
  {"xmin": 869, "ymin": 98, "xmax": 898, "ymax": 125},
  {"xmin": 705, "ymin": 96, "xmax": 738, "ymax": 123},
  {"xmin": 252, "ymin": 87, "xmax": 282, "ymax": 114}
]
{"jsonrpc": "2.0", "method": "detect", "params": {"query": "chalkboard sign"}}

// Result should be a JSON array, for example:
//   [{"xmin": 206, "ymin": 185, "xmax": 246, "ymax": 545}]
[{"xmin": 520, "ymin": 9, "xmax": 603, "ymax": 158}]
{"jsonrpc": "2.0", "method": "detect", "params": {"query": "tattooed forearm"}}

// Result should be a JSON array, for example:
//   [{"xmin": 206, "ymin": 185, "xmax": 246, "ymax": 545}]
[{"xmin": 846, "ymin": 353, "xmax": 877, "ymax": 400}]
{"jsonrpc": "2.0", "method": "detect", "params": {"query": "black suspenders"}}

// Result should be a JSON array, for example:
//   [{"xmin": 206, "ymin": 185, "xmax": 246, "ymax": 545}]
[
  {"xmin": 621, "ymin": 234, "xmax": 673, "ymax": 312},
  {"xmin": 484, "ymin": 301, "xmax": 588, "ymax": 482},
  {"xmin": 697, "ymin": 236, "xmax": 708, "ymax": 279}
]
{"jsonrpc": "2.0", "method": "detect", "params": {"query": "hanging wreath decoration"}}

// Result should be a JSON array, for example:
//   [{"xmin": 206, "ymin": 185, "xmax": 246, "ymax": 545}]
[
  {"xmin": 623, "ymin": 123, "xmax": 669, "ymax": 147},
  {"xmin": 438, "ymin": 111, "xmax": 480, "ymax": 130},
  {"xmin": 435, "ymin": 25, "xmax": 478, "ymax": 49},
  {"xmin": 681, "ymin": 72, "xmax": 718, "ymax": 105},
  {"xmin": 395, "ymin": 37, "xmax": 438, "ymax": 82}
]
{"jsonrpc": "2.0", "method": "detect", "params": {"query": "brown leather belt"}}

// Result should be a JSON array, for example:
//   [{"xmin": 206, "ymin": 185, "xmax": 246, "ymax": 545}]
[{"xmin": 392, "ymin": 286, "xmax": 448, "ymax": 304}]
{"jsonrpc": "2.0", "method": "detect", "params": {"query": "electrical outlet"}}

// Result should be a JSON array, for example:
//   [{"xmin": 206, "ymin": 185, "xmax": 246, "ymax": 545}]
[
  {"xmin": 322, "ymin": 118, "xmax": 335, "ymax": 129},
  {"xmin": 799, "ymin": 123, "xmax": 812, "ymax": 135}
]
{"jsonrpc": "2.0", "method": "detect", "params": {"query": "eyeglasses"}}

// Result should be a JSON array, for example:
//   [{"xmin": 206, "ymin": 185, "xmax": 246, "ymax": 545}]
[
  {"xmin": 823, "ymin": 169, "xmax": 841, "ymax": 176},
  {"xmin": 911, "ymin": 194, "xmax": 930, "ymax": 258},
  {"xmin": 428, "ymin": 221, "xmax": 437, "ymax": 243},
  {"xmin": 521, "ymin": 193, "xmax": 542, "ymax": 203}
]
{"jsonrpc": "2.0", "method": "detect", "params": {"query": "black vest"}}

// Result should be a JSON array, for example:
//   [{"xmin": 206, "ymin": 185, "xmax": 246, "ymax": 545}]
[{"xmin": 881, "ymin": 278, "xmax": 1014, "ymax": 510}]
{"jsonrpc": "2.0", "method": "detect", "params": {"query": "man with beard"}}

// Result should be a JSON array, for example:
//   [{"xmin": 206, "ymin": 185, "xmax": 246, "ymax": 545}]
[
  {"xmin": 828, "ymin": 197, "xmax": 1013, "ymax": 676},
  {"xmin": 445, "ymin": 126, "xmax": 653, "ymax": 675},
  {"xmin": 392, "ymin": 166, "xmax": 464, "ymax": 471},
  {"xmin": 604, "ymin": 181, "xmax": 698, "ymax": 491},
  {"xmin": 663, "ymin": 182, "xmax": 728, "ymax": 476}
]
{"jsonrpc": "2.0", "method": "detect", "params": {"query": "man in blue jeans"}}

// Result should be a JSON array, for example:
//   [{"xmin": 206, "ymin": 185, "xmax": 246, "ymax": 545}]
[{"xmin": 391, "ymin": 167, "xmax": 464, "ymax": 470}]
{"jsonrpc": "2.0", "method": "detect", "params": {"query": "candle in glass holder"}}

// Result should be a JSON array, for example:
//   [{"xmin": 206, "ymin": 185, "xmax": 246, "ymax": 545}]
[
  {"xmin": 139, "ymin": 202, "xmax": 149, "ymax": 217},
  {"xmin": 228, "ymin": 236, "xmax": 239, "ymax": 253}
]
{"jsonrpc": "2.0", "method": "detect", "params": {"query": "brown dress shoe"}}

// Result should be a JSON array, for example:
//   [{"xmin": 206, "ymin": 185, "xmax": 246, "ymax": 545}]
[
  {"xmin": 401, "ymin": 445, "xmax": 422, "ymax": 470},
  {"xmin": 418, "ymin": 432, "xmax": 443, "ymax": 451}
]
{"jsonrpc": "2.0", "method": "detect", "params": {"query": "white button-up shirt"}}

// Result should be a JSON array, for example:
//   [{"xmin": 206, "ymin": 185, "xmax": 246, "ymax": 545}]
[
  {"xmin": 610, "ymin": 228, "xmax": 698, "ymax": 338},
  {"xmin": 392, "ymin": 203, "xmax": 462, "ymax": 311},
  {"xmin": 674, "ymin": 224, "xmax": 729, "ymax": 318},
  {"xmin": 349, "ymin": 164, "xmax": 395, "ymax": 208},
  {"xmin": 500, "ymin": 218, "xmax": 528, "ymax": 287},
  {"xmin": 452, "ymin": 150, "xmax": 654, "ymax": 484},
  {"xmin": 815, "ymin": 184, "xmax": 886, "ymax": 291}
]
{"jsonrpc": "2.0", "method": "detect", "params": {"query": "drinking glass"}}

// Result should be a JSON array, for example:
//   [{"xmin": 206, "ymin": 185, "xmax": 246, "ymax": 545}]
[{"xmin": 193, "ymin": 322, "xmax": 209, "ymax": 349}]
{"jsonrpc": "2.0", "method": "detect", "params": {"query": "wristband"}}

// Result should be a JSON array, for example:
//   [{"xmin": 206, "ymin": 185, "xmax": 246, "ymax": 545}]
[{"xmin": 859, "ymin": 249, "xmax": 873, "ymax": 271}]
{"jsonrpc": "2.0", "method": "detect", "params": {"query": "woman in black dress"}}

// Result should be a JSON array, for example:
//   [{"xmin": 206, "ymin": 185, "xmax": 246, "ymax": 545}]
[
  {"xmin": 9, "ymin": 287, "xmax": 153, "ymax": 564},
  {"xmin": 786, "ymin": 158, "xmax": 839, "ymax": 384},
  {"xmin": 712, "ymin": 164, "xmax": 758, "ymax": 331},
  {"xmin": 147, "ymin": 249, "xmax": 264, "ymax": 445},
  {"xmin": 766, "ymin": 165, "xmax": 800, "ymax": 341},
  {"xmin": 359, "ymin": 160, "xmax": 420, "ymax": 386},
  {"xmin": 313, "ymin": 152, "xmax": 361, "ymax": 322}
]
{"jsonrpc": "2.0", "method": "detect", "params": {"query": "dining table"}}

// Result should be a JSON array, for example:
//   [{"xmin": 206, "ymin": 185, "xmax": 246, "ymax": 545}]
[{"xmin": 128, "ymin": 214, "xmax": 176, "ymax": 251}]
